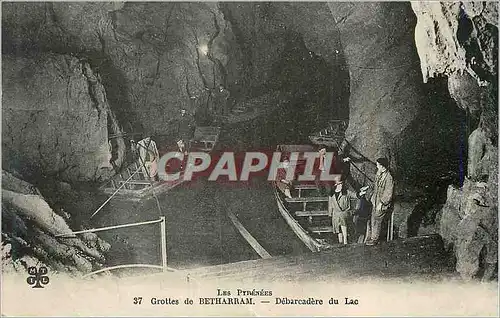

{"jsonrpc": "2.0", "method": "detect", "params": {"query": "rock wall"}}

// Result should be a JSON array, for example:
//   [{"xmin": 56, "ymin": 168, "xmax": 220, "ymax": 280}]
[
  {"xmin": 2, "ymin": 53, "xmax": 121, "ymax": 183},
  {"xmin": 3, "ymin": 2, "xmax": 239, "ymax": 137},
  {"xmin": 324, "ymin": 3, "xmax": 463, "ymax": 187},
  {"xmin": 412, "ymin": 1, "xmax": 498, "ymax": 280}
]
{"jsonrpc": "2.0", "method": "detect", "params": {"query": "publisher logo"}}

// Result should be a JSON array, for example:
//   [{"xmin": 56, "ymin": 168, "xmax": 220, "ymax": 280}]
[{"xmin": 26, "ymin": 266, "xmax": 50, "ymax": 288}]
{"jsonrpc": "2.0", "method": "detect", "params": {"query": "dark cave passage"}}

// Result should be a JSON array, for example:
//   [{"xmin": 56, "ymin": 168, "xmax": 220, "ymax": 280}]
[{"xmin": 218, "ymin": 32, "xmax": 349, "ymax": 150}]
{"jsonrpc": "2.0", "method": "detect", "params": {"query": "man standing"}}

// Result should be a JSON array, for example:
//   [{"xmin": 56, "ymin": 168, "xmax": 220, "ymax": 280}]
[
  {"xmin": 314, "ymin": 146, "xmax": 336, "ymax": 196},
  {"xmin": 177, "ymin": 108, "xmax": 195, "ymax": 147},
  {"xmin": 137, "ymin": 137, "xmax": 159, "ymax": 181},
  {"xmin": 276, "ymin": 159, "xmax": 294, "ymax": 198},
  {"xmin": 365, "ymin": 158, "xmax": 394, "ymax": 246},
  {"xmin": 217, "ymin": 84, "xmax": 231, "ymax": 117},
  {"xmin": 328, "ymin": 179, "xmax": 359, "ymax": 245}
]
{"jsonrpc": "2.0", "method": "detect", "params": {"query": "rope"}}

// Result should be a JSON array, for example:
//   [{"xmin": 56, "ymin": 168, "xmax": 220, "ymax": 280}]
[
  {"xmin": 342, "ymin": 138, "xmax": 377, "ymax": 166},
  {"xmin": 350, "ymin": 161, "xmax": 374, "ymax": 183},
  {"xmin": 339, "ymin": 137, "xmax": 376, "ymax": 185},
  {"xmin": 91, "ymin": 164, "xmax": 142, "ymax": 219}
]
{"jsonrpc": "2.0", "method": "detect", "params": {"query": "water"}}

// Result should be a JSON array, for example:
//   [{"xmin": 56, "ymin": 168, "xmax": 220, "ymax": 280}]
[{"xmin": 92, "ymin": 176, "xmax": 309, "ymax": 270}]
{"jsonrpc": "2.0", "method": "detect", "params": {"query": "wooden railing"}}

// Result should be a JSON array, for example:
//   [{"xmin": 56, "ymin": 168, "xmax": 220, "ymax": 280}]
[{"xmin": 56, "ymin": 217, "xmax": 171, "ymax": 277}]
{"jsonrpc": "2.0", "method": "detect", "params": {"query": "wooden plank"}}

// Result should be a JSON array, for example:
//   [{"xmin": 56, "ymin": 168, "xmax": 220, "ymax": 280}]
[
  {"xmin": 226, "ymin": 209, "xmax": 272, "ymax": 259},
  {"xmin": 295, "ymin": 210, "xmax": 329, "ymax": 217},
  {"xmin": 294, "ymin": 184, "xmax": 319, "ymax": 190},
  {"xmin": 118, "ymin": 180, "xmax": 153, "ymax": 185},
  {"xmin": 285, "ymin": 196, "xmax": 329, "ymax": 203},
  {"xmin": 309, "ymin": 226, "xmax": 333, "ymax": 233}
]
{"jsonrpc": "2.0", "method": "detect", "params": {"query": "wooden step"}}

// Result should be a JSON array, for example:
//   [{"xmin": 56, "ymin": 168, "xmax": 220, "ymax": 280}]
[
  {"xmin": 309, "ymin": 226, "xmax": 333, "ymax": 233},
  {"xmin": 294, "ymin": 184, "xmax": 318, "ymax": 190},
  {"xmin": 285, "ymin": 196, "xmax": 328, "ymax": 203},
  {"xmin": 295, "ymin": 210, "xmax": 329, "ymax": 217},
  {"xmin": 294, "ymin": 183, "xmax": 319, "ymax": 197}
]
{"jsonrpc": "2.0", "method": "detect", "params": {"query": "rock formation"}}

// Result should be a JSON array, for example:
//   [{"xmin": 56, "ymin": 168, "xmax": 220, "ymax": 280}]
[
  {"xmin": 412, "ymin": 1, "xmax": 498, "ymax": 280},
  {"xmin": 2, "ymin": 53, "xmax": 123, "ymax": 183},
  {"xmin": 2, "ymin": 171, "xmax": 110, "ymax": 274}
]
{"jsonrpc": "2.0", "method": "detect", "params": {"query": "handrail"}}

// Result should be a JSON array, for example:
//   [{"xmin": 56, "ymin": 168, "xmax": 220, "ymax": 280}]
[
  {"xmin": 82, "ymin": 264, "xmax": 177, "ymax": 279},
  {"xmin": 350, "ymin": 161, "xmax": 374, "ymax": 184},
  {"xmin": 342, "ymin": 138, "xmax": 377, "ymax": 166},
  {"xmin": 56, "ymin": 218, "xmax": 163, "ymax": 237},
  {"xmin": 59, "ymin": 217, "xmax": 169, "ymax": 273}
]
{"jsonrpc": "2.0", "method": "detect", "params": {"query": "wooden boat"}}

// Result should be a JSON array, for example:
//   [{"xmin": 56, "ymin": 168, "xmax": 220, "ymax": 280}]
[
  {"xmin": 100, "ymin": 126, "xmax": 221, "ymax": 201},
  {"xmin": 273, "ymin": 144, "xmax": 342, "ymax": 251},
  {"xmin": 308, "ymin": 120, "xmax": 347, "ymax": 148}
]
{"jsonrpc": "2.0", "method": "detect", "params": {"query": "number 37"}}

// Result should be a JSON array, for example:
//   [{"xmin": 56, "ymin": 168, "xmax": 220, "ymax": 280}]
[{"xmin": 133, "ymin": 297, "xmax": 143, "ymax": 305}]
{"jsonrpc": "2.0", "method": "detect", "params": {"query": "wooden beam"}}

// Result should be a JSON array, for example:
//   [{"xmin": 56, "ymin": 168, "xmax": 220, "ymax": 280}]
[
  {"xmin": 226, "ymin": 210, "xmax": 272, "ymax": 259},
  {"xmin": 295, "ymin": 210, "xmax": 329, "ymax": 217},
  {"xmin": 286, "ymin": 197, "xmax": 329, "ymax": 203}
]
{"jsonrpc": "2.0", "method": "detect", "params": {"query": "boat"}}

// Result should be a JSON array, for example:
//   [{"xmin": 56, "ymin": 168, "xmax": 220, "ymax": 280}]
[
  {"xmin": 273, "ymin": 144, "xmax": 342, "ymax": 252},
  {"xmin": 308, "ymin": 120, "xmax": 347, "ymax": 148},
  {"xmin": 100, "ymin": 126, "xmax": 221, "ymax": 201}
]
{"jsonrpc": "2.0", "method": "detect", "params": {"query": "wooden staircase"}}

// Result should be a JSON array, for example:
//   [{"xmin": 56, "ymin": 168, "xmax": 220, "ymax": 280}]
[
  {"xmin": 189, "ymin": 126, "xmax": 221, "ymax": 152},
  {"xmin": 308, "ymin": 120, "xmax": 347, "ymax": 147}
]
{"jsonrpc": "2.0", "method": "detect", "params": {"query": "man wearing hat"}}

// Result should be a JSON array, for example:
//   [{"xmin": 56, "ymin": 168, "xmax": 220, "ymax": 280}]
[
  {"xmin": 365, "ymin": 157, "xmax": 394, "ymax": 246},
  {"xmin": 328, "ymin": 176, "xmax": 360, "ymax": 245}
]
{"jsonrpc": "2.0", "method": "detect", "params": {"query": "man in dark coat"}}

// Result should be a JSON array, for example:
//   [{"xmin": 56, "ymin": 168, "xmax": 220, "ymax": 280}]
[
  {"xmin": 365, "ymin": 158, "xmax": 394, "ymax": 245},
  {"xmin": 176, "ymin": 109, "xmax": 195, "ymax": 145}
]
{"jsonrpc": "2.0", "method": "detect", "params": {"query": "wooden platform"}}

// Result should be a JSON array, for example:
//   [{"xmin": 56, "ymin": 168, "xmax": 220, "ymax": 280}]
[{"xmin": 172, "ymin": 235, "xmax": 454, "ymax": 283}]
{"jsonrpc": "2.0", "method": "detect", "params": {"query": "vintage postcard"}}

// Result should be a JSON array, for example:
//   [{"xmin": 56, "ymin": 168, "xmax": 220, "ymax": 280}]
[{"xmin": 1, "ymin": 1, "xmax": 498, "ymax": 316}]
